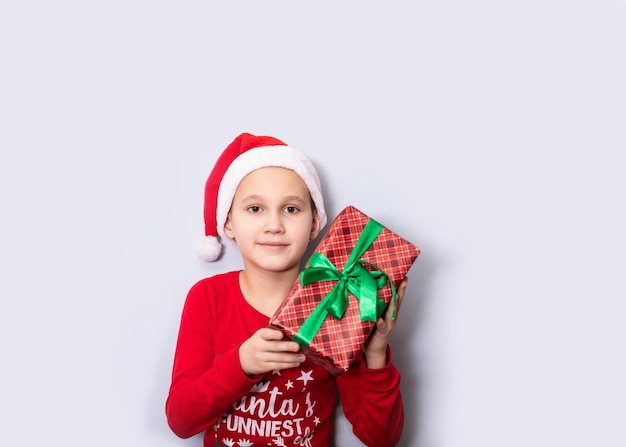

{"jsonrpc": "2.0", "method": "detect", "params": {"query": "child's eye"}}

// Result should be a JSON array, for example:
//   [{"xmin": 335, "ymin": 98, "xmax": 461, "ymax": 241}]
[
  {"xmin": 247, "ymin": 206, "xmax": 262, "ymax": 213},
  {"xmin": 284, "ymin": 206, "xmax": 299, "ymax": 214}
]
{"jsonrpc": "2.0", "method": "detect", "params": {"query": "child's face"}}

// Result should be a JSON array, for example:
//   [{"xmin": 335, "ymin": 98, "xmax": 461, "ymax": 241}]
[{"xmin": 224, "ymin": 167, "xmax": 321, "ymax": 274}]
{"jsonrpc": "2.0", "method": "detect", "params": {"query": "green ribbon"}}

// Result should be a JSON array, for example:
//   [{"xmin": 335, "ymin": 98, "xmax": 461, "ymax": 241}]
[{"xmin": 292, "ymin": 219, "xmax": 397, "ymax": 348}]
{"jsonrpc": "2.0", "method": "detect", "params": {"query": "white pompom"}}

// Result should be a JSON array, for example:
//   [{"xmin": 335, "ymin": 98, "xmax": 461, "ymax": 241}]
[{"xmin": 195, "ymin": 235, "xmax": 222, "ymax": 262}]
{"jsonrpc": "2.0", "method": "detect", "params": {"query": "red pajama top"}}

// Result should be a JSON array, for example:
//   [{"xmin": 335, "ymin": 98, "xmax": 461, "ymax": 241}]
[{"xmin": 166, "ymin": 271, "xmax": 404, "ymax": 447}]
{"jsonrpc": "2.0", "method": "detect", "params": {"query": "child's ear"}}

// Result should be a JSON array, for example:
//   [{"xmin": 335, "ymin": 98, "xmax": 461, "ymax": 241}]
[
  {"xmin": 223, "ymin": 212, "xmax": 235, "ymax": 240},
  {"xmin": 309, "ymin": 210, "xmax": 321, "ymax": 241}
]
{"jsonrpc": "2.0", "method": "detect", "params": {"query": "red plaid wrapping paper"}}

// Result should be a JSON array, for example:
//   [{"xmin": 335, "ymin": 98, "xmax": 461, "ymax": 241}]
[{"xmin": 269, "ymin": 205, "xmax": 421, "ymax": 375}]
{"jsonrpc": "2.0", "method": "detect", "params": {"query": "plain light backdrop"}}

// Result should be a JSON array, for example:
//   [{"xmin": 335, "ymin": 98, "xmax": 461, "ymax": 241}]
[{"xmin": 1, "ymin": 1, "xmax": 624, "ymax": 446}]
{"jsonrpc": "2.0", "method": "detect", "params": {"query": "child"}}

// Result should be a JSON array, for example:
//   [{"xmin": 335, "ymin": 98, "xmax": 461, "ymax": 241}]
[{"xmin": 166, "ymin": 132, "xmax": 408, "ymax": 447}]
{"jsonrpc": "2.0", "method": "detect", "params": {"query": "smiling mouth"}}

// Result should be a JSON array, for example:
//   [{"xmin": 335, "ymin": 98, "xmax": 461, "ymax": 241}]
[{"xmin": 259, "ymin": 242, "xmax": 288, "ymax": 247}]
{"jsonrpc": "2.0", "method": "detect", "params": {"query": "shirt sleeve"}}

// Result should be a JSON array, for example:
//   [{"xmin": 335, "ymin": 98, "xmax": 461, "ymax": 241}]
[
  {"xmin": 336, "ymin": 346, "xmax": 404, "ymax": 447},
  {"xmin": 165, "ymin": 280, "xmax": 260, "ymax": 439}
]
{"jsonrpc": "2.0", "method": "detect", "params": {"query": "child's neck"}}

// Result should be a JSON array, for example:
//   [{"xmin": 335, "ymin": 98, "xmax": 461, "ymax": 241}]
[{"xmin": 239, "ymin": 268, "xmax": 299, "ymax": 317}]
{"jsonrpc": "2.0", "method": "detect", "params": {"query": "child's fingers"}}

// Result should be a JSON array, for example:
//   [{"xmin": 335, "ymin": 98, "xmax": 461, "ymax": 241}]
[
  {"xmin": 258, "ymin": 351, "xmax": 306, "ymax": 369},
  {"xmin": 259, "ymin": 327, "xmax": 287, "ymax": 341},
  {"xmin": 275, "ymin": 351, "xmax": 306, "ymax": 364},
  {"xmin": 259, "ymin": 327, "xmax": 301, "ymax": 352},
  {"xmin": 240, "ymin": 329, "xmax": 305, "ymax": 375}
]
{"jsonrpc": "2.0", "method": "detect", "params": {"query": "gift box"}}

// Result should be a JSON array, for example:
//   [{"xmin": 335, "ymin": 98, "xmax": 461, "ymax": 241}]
[{"xmin": 269, "ymin": 205, "xmax": 421, "ymax": 375}]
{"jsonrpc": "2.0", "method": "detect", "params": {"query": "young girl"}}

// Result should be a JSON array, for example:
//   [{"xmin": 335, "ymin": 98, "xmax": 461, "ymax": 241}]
[{"xmin": 166, "ymin": 133, "xmax": 407, "ymax": 447}]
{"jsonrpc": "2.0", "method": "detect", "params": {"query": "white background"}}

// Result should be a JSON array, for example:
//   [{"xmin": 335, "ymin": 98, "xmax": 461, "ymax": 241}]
[{"xmin": 1, "ymin": 1, "xmax": 625, "ymax": 446}]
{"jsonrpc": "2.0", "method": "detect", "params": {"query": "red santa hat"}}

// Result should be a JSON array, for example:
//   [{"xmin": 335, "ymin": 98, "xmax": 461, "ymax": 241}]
[{"xmin": 196, "ymin": 132, "xmax": 327, "ymax": 262}]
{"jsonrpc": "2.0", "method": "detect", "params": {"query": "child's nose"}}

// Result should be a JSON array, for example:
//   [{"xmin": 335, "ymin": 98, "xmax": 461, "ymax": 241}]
[{"xmin": 264, "ymin": 211, "xmax": 285, "ymax": 232}]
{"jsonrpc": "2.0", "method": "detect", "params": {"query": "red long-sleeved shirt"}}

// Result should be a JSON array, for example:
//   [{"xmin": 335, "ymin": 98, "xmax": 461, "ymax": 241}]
[{"xmin": 166, "ymin": 271, "xmax": 404, "ymax": 447}]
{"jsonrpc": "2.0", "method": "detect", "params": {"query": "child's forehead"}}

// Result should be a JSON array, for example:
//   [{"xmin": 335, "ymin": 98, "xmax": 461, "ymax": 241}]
[{"xmin": 234, "ymin": 167, "xmax": 312, "ymax": 200}]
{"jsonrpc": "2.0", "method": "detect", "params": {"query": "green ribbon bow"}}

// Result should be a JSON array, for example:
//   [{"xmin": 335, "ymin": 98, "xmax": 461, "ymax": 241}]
[{"xmin": 292, "ymin": 219, "xmax": 397, "ymax": 348}]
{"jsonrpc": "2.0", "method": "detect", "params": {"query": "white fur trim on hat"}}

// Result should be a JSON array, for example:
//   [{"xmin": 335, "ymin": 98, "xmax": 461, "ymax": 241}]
[{"xmin": 216, "ymin": 145, "xmax": 327, "ymax": 242}]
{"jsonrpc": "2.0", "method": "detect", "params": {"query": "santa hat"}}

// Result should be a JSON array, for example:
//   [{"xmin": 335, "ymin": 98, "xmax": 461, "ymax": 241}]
[{"xmin": 196, "ymin": 132, "xmax": 327, "ymax": 262}]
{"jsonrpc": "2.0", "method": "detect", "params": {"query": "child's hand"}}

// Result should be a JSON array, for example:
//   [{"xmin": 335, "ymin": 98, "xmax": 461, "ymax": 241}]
[
  {"xmin": 362, "ymin": 277, "xmax": 408, "ymax": 369},
  {"xmin": 239, "ymin": 327, "xmax": 306, "ymax": 376}
]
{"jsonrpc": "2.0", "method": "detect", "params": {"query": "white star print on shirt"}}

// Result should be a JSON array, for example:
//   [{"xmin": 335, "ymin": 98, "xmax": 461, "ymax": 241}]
[{"xmin": 297, "ymin": 370, "xmax": 314, "ymax": 386}]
